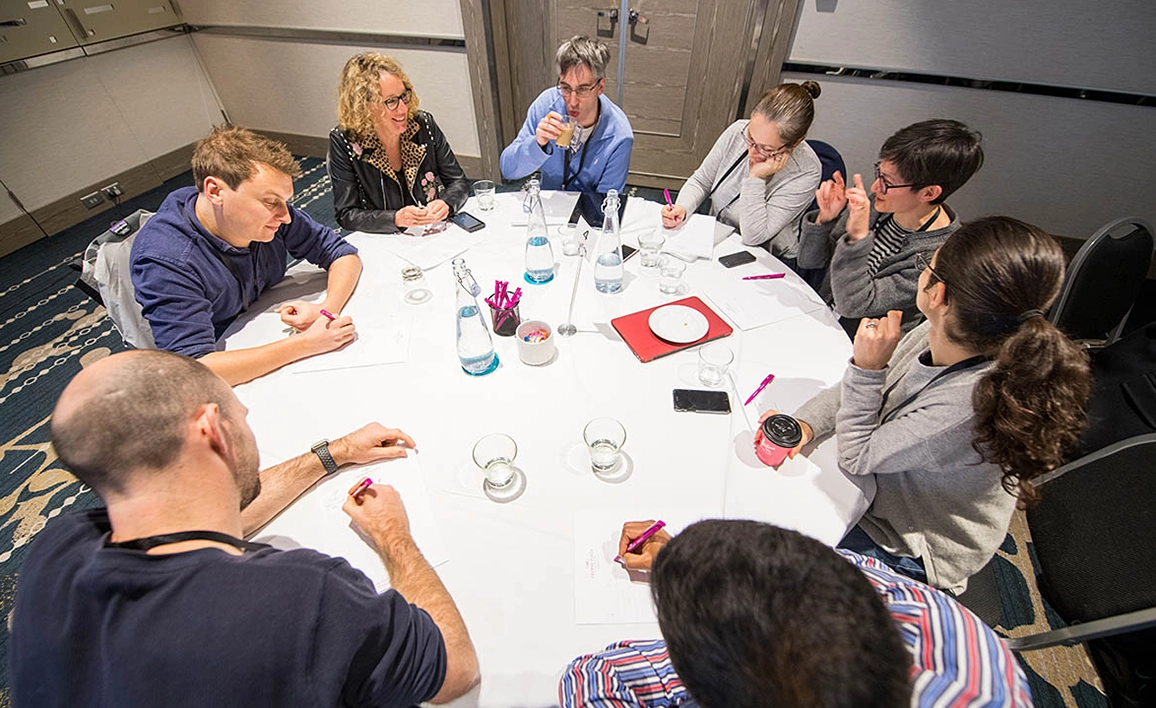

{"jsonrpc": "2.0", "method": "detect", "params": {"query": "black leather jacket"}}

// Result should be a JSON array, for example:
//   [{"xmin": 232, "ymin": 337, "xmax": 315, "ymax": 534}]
[{"xmin": 327, "ymin": 111, "xmax": 470, "ymax": 234}]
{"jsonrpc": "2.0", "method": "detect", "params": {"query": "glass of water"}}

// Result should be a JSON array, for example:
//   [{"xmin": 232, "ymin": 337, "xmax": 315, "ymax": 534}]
[
  {"xmin": 583, "ymin": 417, "xmax": 627, "ymax": 475},
  {"xmin": 697, "ymin": 342, "xmax": 734, "ymax": 387},
  {"xmin": 472, "ymin": 433, "xmax": 523, "ymax": 501},
  {"xmin": 659, "ymin": 257, "xmax": 686, "ymax": 295},
  {"xmin": 638, "ymin": 229, "xmax": 666, "ymax": 270},
  {"xmin": 473, "ymin": 180, "xmax": 496, "ymax": 212}
]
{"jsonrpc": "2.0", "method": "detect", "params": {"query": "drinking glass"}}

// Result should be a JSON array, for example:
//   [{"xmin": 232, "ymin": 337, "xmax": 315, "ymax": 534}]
[
  {"xmin": 583, "ymin": 417, "xmax": 627, "ymax": 475},
  {"xmin": 556, "ymin": 115, "xmax": 575, "ymax": 149},
  {"xmin": 473, "ymin": 180, "xmax": 496, "ymax": 212},
  {"xmin": 659, "ymin": 257, "xmax": 686, "ymax": 295},
  {"xmin": 472, "ymin": 433, "xmax": 517, "ymax": 491},
  {"xmin": 697, "ymin": 342, "xmax": 734, "ymax": 387},
  {"xmin": 638, "ymin": 229, "xmax": 665, "ymax": 270}
]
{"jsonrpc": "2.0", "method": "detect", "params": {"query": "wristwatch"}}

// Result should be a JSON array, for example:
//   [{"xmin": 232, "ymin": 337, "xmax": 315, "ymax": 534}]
[{"xmin": 310, "ymin": 439, "xmax": 340, "ymax": 476}]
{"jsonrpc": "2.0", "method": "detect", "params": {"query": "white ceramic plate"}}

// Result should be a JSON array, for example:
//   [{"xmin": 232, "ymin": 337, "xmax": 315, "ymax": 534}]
[{"xmin": 648, "ymin": 305, "xmax": 709, "ymax": 344}]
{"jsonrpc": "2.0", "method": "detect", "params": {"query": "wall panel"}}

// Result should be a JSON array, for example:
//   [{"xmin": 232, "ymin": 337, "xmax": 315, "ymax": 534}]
[{"xmin": 177, "ymin": 0, "xmax": 465, "ymax": 40}]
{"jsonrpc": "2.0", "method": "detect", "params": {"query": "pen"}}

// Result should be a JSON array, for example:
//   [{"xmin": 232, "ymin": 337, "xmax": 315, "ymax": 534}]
[
  {"xmin": 320, "ymin": 308, "xmax": 336, "ymax": 321},
  {"xmin": 663, "ymin": 189, "xmax": 679, "ymax": 223},
  {"xmin": 744, "ymin": 373, "xmax": 776, "ymax": 406},
  {"xmin": 348, "ymin": 477, "xmax": 373, "ymax": 501},
  {"xmin": 615, "ymin": 520, "xmax": 666, "ymax": 564},
  {"xmin": 742, "ymin": 273, "xmax": 786, "ymax": 281}
]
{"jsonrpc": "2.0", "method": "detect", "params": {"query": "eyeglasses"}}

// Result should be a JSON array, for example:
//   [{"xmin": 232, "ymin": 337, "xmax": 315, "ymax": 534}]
[
  {"xmin": 557, "ymin": 80, "xmax": 602, "ymax": 98},
  {"xmin": 378, "ymin": 89, "xmax": 412, "ymax": 111},
  {"xmin": 873, "ymin": 161, "xmax": 916, "ymax": 194},
  {"xmin": 744, "ymin": 127, "xmax": 790, "ymax": 159},
  {"xmin": 915, "ymin": 251, "xmax": 946, "ymax": 283}
]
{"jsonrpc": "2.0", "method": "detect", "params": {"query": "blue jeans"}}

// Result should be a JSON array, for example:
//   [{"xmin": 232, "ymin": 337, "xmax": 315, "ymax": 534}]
[{"xmin": 838, "ymin": 524, "xmax": 928, "ymax": 584}]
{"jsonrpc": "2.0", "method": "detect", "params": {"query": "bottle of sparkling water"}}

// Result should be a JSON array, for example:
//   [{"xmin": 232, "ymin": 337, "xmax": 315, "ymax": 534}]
[
  {"xmin": 593, "ymin": 189, "xmax": 623, "ymax": 293},
  {"xmin": 523, "ymin": 179, "xmax": 555, "ymax": 284},
  {"xmin": 452, "ymin": 257, "xmax": 498, "ymax": 376}
]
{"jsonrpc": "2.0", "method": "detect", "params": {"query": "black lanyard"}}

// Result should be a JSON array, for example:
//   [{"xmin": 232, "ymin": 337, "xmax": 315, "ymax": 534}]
[
  {"xmin": 879, "ymin": 353, "xmax": 988, "ymax": 424},
  {"xmin": 179, "ymin": 201, "xmax": 253, "ymax": 307},
  {"xmin": 562, "ymin": 143, "xmax": 590, "ymax": 190},
  {"xmin": 880, "ymin": 205, "xmax": 942, "ymax": 235},
  {"xmin": 706, "ymin": 152, "xmax": 748, "ymax": 214},
  {"xmin": 107, "ymin": 530, "xmax": 270, "ymax": 553}
]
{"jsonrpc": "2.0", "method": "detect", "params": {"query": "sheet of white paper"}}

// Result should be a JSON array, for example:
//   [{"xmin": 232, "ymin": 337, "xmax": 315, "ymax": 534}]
[
  {"xmin": 290, "ymin": 312, "xmax": 413, "ymax": 374},
  {"xmin": 508, "ymin": 191, "xmax": 581, "ymax": 225},
  {"xmin": 573, "ymin": 508, "xmax": 710, "ymax": 625},
  {"xmin": 367, "ymin": 223, "xmax": 483, "ymax": 270},
  {"xmin": 694, "ymin": 265, "xmax": 828, "ymax": 331},
  {"xmin": 662, "ymin": 214, "xmax": 731, "ymax": 260},
  {"xmin": 253, "ymin": 456, "xmax": 449, "ymax": 593}
]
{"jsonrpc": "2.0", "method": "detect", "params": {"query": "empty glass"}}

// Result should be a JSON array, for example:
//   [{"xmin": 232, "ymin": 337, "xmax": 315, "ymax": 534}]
[
  {"xmin": 659, "ymin": 257, "xmax": 686, "ymax": 295},
  {"xmin": 697, "ymin": 342, "xmax": 734, "ymax": 387},
  {"xmin": 583, "ymin": 417, "xmax": 627, "ymax": 475},
  {"xmin": 638, "ymin": 229, "xmax": 666, "ymax": 270},
  {"xmin": 473, "ymin": 180, "xmax": 496, "ymax": 212}
]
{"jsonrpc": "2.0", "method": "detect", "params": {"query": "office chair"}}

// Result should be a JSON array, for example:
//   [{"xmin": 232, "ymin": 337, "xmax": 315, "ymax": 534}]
[
  {"xmin": 1010, "ymin": 434, "xmax": 1156, "ymax": 705},
  {"xmin": 75, "ymin": 209, "xmax": 156, "ymax": 349},
  {"xmin": 1049, "ymin": 217, "xmax": 1154, "ymax": 348},
  {"xmin": 797, "ymin": 140, "xmax": 846, "ymax": 293}
]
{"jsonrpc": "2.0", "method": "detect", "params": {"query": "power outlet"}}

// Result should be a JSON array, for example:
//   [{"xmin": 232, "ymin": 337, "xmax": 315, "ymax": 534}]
[
  {"xmin": 81, "ymin": 192, "xmax": 105, "ymax": 209},
  {"xmin": 101, "ymin": 182, "xmax": 124, "ymax": 199}
]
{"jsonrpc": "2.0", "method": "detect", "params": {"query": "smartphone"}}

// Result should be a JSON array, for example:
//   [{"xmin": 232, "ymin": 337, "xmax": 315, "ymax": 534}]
[
  {"xmin": 622, "ymin": 244, "xmax": 638, "ymax": 261},
  {"xmin": 718, "ymin": 251, "xmax": 757, "ymax": 268},
  {"xmin": 673, "ymin": 388, "xmax": 732, "ymax": 414},
  {"xmin": 450, "ymin": 212, "xmax": 486, "ymax": 233}
]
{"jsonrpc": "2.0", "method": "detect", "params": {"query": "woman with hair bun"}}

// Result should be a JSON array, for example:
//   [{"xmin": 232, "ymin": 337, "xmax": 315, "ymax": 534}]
[
  {"xmin": 760, "ymin": 216, "xmax": 1091, "ymax": 593},
  {"xmin": 661, "ymin": 81, "xmax": 823, "ymax": 263},
  {"xmin": 328, "ymin": 52, "xmax": 470, "ymax": 233}
]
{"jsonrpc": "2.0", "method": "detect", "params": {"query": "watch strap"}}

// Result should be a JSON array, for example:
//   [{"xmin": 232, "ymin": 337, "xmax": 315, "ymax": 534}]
[{"xmin": 310, "ymin": 439, "xmax": 340, "ymax": 476}]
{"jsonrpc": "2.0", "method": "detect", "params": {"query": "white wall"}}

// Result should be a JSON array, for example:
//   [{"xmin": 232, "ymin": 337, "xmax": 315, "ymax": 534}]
[
  {"xmin": 189, "ymin": 34, "xmax": 480, "ymax": 158},
  {"xmin": 791, "ymin": 0, "xmax": 1156, "ymax": 95},
  {"xmin": 0, "ymin": 35, "xmax": 223, "ymax": 211},
  {"xmin": 177, "ymin": 0, "xmax": 465, "ymax": 40},
  {"xmin": 787, "ymin": 73, "xmax": 1156, "ymax": 239}
]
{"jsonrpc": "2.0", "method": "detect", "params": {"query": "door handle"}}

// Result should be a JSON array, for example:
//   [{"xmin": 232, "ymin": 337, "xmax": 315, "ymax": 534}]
[
  {"xmin": 596, "ymin": 9, "xmax": 619, "ymax": 22},
  {"xmin": 628, "ymin": 9, "xmax": 648, "ymax": 26},
  {"xmin": 0, "ymin": 19, "xmax": 28, "ymax": 27}
]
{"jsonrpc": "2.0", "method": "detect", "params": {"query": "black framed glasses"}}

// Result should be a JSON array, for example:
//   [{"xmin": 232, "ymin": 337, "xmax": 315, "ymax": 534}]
[
  {"xmin": 379, "ymin": 89, "xmax": 412, "ymax": 111},
  {"xmin": 557, "ymin": 80, "xmax": 602, "ymax": 98},
  {"xmin": 874, "ymin": 161, "xmax": 916, "ymax": 193},
  {"xmin": 744, "ymin": 127, "xmax": 790, "ymax": 159},
  {"xmin": 915, "ymin": 251, "xmax": 945, "ymax": 283}
]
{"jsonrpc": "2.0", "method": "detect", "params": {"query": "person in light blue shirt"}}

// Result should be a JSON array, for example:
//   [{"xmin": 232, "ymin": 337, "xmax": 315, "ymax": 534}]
[{"xmin": 500, "ymin": 36, "xmax": 634, "ymax": 193}]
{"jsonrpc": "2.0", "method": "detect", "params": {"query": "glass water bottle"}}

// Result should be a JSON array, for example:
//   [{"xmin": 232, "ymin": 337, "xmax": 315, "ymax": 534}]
[
  {"xmin": 452, "ymin": 257, "xmax": 498, "ymax": 376},
  {"xmin": 523, "ymin": 179, "xmax": 555, "ymax": 284},
  {"xmin": 593, "ymin": 189, "xmax": 624, "ymax": 293}
]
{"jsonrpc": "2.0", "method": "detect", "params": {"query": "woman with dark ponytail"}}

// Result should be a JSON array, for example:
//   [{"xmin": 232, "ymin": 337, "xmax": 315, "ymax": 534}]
[
  {"xmin": 760, "ymin": 216, "xmax": 1091, "ymax": 593},
  {"xmin": 660, "ymin": 81, "xmax": 823, "ymax": 264}
]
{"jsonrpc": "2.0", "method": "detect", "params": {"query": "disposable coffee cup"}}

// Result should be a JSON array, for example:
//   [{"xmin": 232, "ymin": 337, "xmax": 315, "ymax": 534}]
[{"xmin": 756, "ymin": 414, "xmax": 803, "ymax": 467}]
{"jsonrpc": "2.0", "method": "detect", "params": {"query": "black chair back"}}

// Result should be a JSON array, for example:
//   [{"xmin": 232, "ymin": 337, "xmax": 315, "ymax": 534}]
[{"xmin": 1049, "ymin": 217, "xmax": 1154, "ymax": 345}]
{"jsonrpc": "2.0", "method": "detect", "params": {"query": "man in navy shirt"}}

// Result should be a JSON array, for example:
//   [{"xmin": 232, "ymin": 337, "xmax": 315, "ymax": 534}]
[
  {"xmin": 131, "ymin": 126, "xmax": 364, "ymax": 385},
  {"xmin": 10, "ymin": 350, "xmax": 479, "ymax": 707}
]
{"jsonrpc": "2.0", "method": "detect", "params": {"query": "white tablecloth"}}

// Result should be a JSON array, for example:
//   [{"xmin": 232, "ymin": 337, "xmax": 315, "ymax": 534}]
[{"xmin": 222, "ymin": 192, "xmax": 870, "ymax": 706}]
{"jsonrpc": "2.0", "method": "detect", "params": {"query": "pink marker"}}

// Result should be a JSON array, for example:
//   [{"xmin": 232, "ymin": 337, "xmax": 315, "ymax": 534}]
[
  {"xmin": 320, "ymin": 309, "xmax": 336, "ymax": 321},
  {"xmin": 742, "ymin": 273, "xmax": 786, "ymax": 281},
  {"xmin": 743, "ymin": 373, "xmax": 775, "ymax": 406},
  {"xmin": 348, "ymin": 477, "xmax": 373, "ymax": 501},
  {"xmin": 615, "ymin": 520, "xmax": 666, "ymax": 564}
]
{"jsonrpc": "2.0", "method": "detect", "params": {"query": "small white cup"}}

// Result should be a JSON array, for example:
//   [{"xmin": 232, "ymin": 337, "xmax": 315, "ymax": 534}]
[{"xmin": 516, "ymin": 320, "xmax": 556, "ymax": 366}]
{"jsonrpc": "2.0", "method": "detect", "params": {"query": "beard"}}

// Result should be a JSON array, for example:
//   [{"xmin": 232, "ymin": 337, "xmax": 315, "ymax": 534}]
[{"xmin": 222, "ymin": 418, "xmax": 263, "ymax": 510}]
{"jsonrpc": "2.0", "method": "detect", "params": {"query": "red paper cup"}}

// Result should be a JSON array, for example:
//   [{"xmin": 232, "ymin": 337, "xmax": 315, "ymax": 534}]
[{"xmin": 756, "ymin": 414, "xmax": 803, "ymax": 467}]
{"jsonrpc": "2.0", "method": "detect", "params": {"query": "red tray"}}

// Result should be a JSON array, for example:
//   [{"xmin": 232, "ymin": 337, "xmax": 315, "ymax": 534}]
[{"xmin": 611, "ymin": 296, "xmax": 733, "ymax": 363}]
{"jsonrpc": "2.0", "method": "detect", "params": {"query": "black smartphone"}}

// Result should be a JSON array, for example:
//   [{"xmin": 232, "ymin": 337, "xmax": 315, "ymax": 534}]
[
  {"xmin": 622, "ymin": 244, "xmax": 638, "ymax": 261},
  {"xmin": 673, "ymin": 388, "xmax": 732, "ymax": 414},
  {"xmin": 569, "ymin": 191, "xmax": 629, "ymax": 228},
  {"xmin": 450, "ymin": 212, "xmax": 486, "ymax": 233},
  {"xmin": 718, "ymin": 251, "xmax": 757, "ymax": 268}
]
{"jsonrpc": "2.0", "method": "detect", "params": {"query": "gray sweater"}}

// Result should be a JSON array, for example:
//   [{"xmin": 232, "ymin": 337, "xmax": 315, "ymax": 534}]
[
  {"xmin": 797, "ymin": 204, "xmax": 960, "ymax": 333},
  {"xmin": 794, "ymin": 320, "xmax": 1015, "ymax": 593},
  {"xmin": 675, "ymin": 120, "xmax": 821, "ymax": 259}
]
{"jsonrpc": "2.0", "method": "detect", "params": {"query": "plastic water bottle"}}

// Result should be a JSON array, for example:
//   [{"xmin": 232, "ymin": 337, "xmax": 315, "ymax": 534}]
[
  {"xmin": 523, "ymin": 179, "xmax": 555, "ymax": 284},
  {"xmin": 452, "ymin": 258, "xmax": 498, "ymax": 376},
  {"xmin": 593, "ymin": 189, "xmax": 623, "ymax": 293}
]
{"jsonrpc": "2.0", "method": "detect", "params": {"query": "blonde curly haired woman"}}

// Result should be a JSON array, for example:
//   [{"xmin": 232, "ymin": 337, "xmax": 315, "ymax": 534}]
[{"xmin": 328, "ymin": 53, "xmax": 470, "ymax": 233}]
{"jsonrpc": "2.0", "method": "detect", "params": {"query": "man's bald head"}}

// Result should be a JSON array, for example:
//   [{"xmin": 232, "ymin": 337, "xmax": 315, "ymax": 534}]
[{"xmin": 51, "ymin": 351, "xmax": 236, "ymax": 494}]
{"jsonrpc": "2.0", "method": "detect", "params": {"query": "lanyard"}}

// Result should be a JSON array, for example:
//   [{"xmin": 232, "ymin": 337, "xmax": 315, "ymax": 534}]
[
  {"xmin": 706, "ymin": 152, "xmax": 748, "ymax": 214},
  {"xmin": 880, "ymin": 205, "xmax": 943, "ymax": 235},
  {"xmin": 106, "ymin": 529, "xmax": 271, "ymax": 553},
  {"xmin": 879, "ymin": 353, "xmax": 988, "ymax": 424},
  {"xmin": 562, "ymin": 142, "xmax": 590, "ymax": 190},
  {"xmin": 178, "ymin": 202, "xmax": 252, "ymax": 307}
]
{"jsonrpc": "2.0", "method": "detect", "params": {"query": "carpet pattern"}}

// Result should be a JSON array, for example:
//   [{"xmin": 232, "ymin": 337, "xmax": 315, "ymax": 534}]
[{"xmin": 0, "ymin": 157, "xmax": 1106, "ymax": 706}]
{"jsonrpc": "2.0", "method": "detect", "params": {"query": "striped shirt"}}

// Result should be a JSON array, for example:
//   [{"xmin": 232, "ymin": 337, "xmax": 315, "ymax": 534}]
[
  {"xmin": 866, "ymin": 214, "xmax": 912, "ymax": 278},
  {"xmin": 559, "ymin": 551, "xmax": 1032, "ymax": 708}
]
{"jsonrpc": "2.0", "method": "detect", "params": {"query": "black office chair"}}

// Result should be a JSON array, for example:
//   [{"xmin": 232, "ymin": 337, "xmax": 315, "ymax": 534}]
[
  {"xmin": 796, "ymin": 140, "xmax": 846, "ymax": 292},
  {"xmin": 1009, "ymin": 434, "xmax": 1156, "ymax": 706},
  {"xmin": 1049, "ymin": 217, "xmax": 1154, "ymax": 347}
]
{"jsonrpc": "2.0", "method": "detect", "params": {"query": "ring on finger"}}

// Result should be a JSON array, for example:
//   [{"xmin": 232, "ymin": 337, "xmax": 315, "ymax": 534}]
[{"xmin": 865, "ymin": 322, "xmax": 878, "ymax": 329}]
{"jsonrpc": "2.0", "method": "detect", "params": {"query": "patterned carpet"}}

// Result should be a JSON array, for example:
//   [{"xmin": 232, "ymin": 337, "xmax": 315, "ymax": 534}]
[{"xmin": 0, "ymin": 157, "xmax": 1107, "ymax": 706}]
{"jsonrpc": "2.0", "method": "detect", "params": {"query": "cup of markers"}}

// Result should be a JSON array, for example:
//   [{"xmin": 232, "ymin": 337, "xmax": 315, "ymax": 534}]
[{"xmin": 485, "ymin": 281, "xmax": 522, "ymax": 336}]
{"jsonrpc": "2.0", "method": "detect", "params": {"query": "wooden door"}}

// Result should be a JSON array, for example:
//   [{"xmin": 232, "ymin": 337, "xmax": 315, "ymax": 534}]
[{"xmin": 489, "ymin": 0, "xmax": 800, "ymax": 188}]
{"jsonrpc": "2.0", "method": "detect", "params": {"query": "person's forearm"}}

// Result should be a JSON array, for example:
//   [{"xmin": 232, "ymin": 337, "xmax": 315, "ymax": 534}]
[
  {"xmin": 377, "ymin": 536, "xmax": 479, "ymax": 703},
  {"xmin": 320, "ymin": 254, "xmax": 362, "ymax": 314},
  {"xmin": 199, "ymin": 337, "xmax": 314, "ymax": 386}
]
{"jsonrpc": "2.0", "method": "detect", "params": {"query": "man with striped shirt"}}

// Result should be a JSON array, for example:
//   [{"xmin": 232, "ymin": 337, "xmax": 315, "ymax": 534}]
[
  {"xmin": 797, "ymin": 119, "xmax": 984, "ymax": 337},
  {"xmin": 560, "ymin": 520, "xmax": 1030, "ymax": 708}
]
